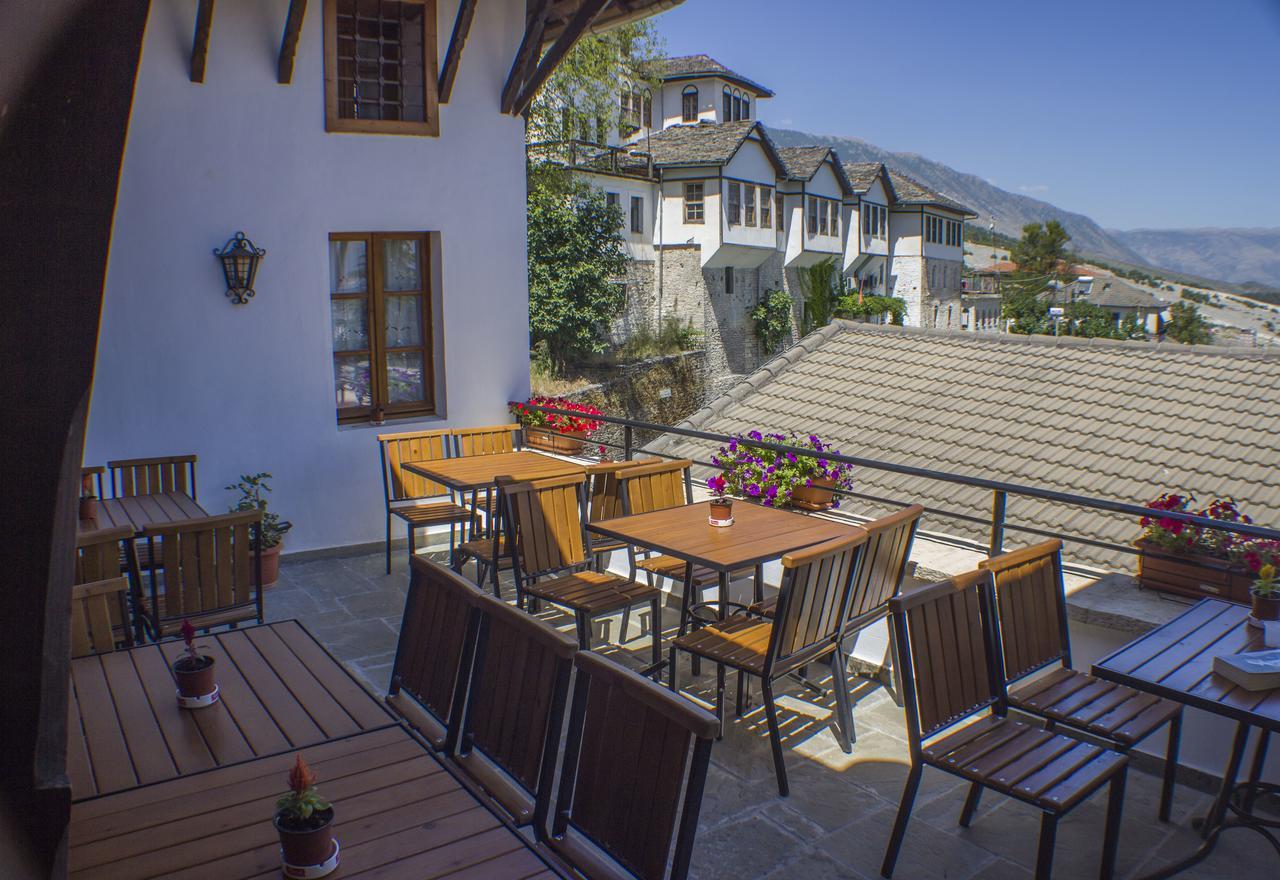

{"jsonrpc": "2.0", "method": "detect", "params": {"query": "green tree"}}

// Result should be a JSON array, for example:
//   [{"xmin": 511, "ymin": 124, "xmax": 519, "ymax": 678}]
[
  {"xmin": 1064, "ymin": 299, "xmax": 1120, "ymax": 338},
  {"xmin": 526, "ymin": 163, "xmax": 628, "ymax": 369},
  {"xmin": 1165, "ymin": 302, "xmax": 1213, "ymax": 345},
  {"xmin": 1010, "ymin": 220, "xmax": 1071, "ymax": 277},
  {"xmin": 1118, "ymin": 314, "xmax": 1149, "ymax": 340},
  {"xmin": 798, "ymin": 257, "xmax": 841, "ymax": 334},
  {"xmin": 1001, "ymin": 278, "xmax": 1051, "ymax": 335}
]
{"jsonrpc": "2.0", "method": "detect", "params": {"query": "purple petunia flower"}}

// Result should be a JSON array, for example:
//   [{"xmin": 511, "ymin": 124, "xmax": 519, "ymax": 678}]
[
  {"xmin": 748, "ymin": 430, "xmax": 762, "ymax": 441},
  {"xmin": 728, "ymin": 439, "xmax": 738, "ymax": 452},
  {"xmin": 746, "ymin": 483, "xmax": 761, "ymax": 496},
  {"xmin": 766, "ymin": 484, "xmax": 778, "ymax": 499},
  {"xmin": 708, "ymin": 475, "xmax": 726, "ymax": 494}
]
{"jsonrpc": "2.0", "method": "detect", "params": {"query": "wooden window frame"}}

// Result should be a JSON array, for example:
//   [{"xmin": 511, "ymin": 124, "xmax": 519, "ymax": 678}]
[
  {"xmin": 630, "ymin": 195, "xmax": 644, "ymax": 234},
  {"xmin": 760, "ymin": 186, "xmax": 772, "ymax": 227},
  {"xmin": 324, "ymin": 0, "xmax": 439, "ymax": 136},
  {"xmin": 681, "ymin": 86, "xmax": 698, "ymax": 123},
  {"xmin": 330, "ymin": 231, "xmax": 436, "ymax": 424},
  {"xmin": 808, "ymin": 196, "xmax": 818, "ymax": 236},
  {"xmin": 723, "ymin": 87, "xmax": 733, "ymax": 122},
  {"xmin": 744, "ymin": 184, "xmax": 756, "ymax": 227},
  {"xmin": 775, "ymin": 192, "xmax": 784, "ymax": 231},
  {"xmin": 726, "ymin": 181, "xmax": 741, "ymax": 226},
  {"xmin": 684, "ymin": 182, "xmax": 704, "ymax": 224}
]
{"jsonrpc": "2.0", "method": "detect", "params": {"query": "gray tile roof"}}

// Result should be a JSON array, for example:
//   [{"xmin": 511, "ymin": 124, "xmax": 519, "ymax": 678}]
[
  {"xmin": 886, "ymin": 169, "xmax": 977, "ymax": 217},
  {"xmin": 1088, "ymin": 278, "xmax": 1168, "ymax": 309},
  {"xmin": 843, "ymin": 162, "xmax": 885, "ymax": 194},
  {"xmin": 777, "ymin": 146, "xmax": 830, "ymax": 181},
  {"xmin": 645, "ymin": 120, "xmax": 781, "ymax": 170},
  {"xmin": 648, "ymin": 321, "xmax": 1280, "ymax": 569},
  {"xmin": 650, "ymin": 54, "xmax": 775, "ymax": 97}
]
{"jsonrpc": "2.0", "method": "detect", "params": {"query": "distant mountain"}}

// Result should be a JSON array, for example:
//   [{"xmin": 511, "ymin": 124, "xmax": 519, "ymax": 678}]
[
  {"xmin": 770, "ymin": 128, "xmax": 1147, "ymax": 264},
  {"xmin": 1108, "ymin": 227, "xmax": 1280, "ymax": 290}
]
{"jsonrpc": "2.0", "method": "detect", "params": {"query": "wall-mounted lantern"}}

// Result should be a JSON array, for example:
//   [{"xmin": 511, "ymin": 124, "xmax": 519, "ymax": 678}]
[{"xmin": 213, "ymin": 231, "xmax": 266, "ymax": 304}]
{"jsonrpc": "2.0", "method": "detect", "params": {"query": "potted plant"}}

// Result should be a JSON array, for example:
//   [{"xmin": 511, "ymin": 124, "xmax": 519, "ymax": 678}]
[
  {"xmin": 227, "ymin": 472, "xmax": 292, "ymax": 588},
  {"xmin": 79, "ymin": 472, "xmax": 98, "ymax": 521},
  {"xmin": 173, "ymin": 620, "xmax": 218, "ymax": 707},
  {"xmin": 275, "ymin": 755, "xmax": 337, "ymax": 876},
  {"xmin": 1246, "ymin": 545, "xmax": 1280, "ymax": 622},
  {"xmin": 711, "ymin": 431, "xmax": 854, "ymax": 510},
  {"xmin": 1134, "ymin": 493, "xmax": 1255, "ymax": 603},
  {"xmin": 707, "ymin": 481, "xmax": 734, "ymax": 526},
  {"xmin": 508, "ymin": 396, "xmax": 605, "ymax": 454}
]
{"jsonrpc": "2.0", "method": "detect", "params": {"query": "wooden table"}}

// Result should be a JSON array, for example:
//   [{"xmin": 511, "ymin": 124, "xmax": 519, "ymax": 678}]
[
  {"xmin": 69, "ymin": 726, "xmax": 560, "ymax": 879},
  {"xmin": 1093, "ymin": 599, "xmax": 1280, "ymax": 877},
  {"xmin": 403, "ymin": 450, "xmax": 584, "ymax": 493},
  {"xmin": 588, "ymin": 500, "xmax": 866, "ymax": 623},
  {"xmin": 77, "ymin": 491, "xmax": 210, "ymax": 542},
  {"xmin": 69, "ymin": 620, "xmax": 395, "ymax": 800}
]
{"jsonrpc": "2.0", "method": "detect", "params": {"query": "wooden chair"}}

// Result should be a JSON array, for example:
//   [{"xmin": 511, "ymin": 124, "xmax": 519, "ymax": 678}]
[
  {"xmin": 81, "ymin": 465, "xmax": 105, "ymax": 499},
  {"xmin": 450, "ymin": 423, "xmax": 521, "ymax": 457},
  {"xmin": 450, "ymin": 423, "xmax": 523, "ymax": 581},
  {"xmin": 541, "ymin": 650, "xmax": 717, "ymax": 880},
  {"xmin": 387, "ymin": 556, "xmax": 484, "ymax": 750},
  {"xmin": 70, "ymin": 577, "xmax": 132, "ymax": 657},
  {"xmin": 981, "ymin": 540, "xmax": 1183, "ymax": 821},
  {"xmin": 377, "ymin": 429, "xmax": 472, "ymax": 574},
  {"xmin": 138, "ymin": 510, "xmax": 263, "ymax": 638},
  {"xmin": 76, "ymin": 525, "xmax": 143, "ymax": 644},
  {"xmin": 670, "ymin": 533, "xmax": 868, "ymax": 796},
  {"xmin": 881, "ymin": 570, "xmax": 1128, "ymax": 880},
  {"xmin": 107, "ymin": 454, "xmax": 198, "ymax": 499},
  {"xmin": 501, "ymin": 474, "xmax": 663, "ymax": 667},
  {"xmin": 584, "ymin": 459, "xmax": 649, "ymax": 570},
  {"xmin": 453, "ymin": 583, "xmax": 578, "ymax": 830}
]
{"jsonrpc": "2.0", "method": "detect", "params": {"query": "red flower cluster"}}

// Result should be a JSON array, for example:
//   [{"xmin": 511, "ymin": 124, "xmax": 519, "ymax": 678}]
[
  {"xmin": 288, "ymin": 754, "xmax": 318, "ymax": 795},
  {"xmin": 1139, "ymin": 492, "xmax": 1267, "ymax": 563},
  {"xmin": 509, "ymin": 396, "xmax": 604, "ymax": 435}
]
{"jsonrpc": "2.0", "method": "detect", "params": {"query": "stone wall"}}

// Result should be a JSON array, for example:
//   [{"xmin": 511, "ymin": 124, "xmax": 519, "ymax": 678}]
[
  {"xmin": 566, "ymin": 350, "xmax": 709, "ymax": 452},
  {"xmin": 891, "ymin": 255, "xmax": 965, "ymax": 329}
]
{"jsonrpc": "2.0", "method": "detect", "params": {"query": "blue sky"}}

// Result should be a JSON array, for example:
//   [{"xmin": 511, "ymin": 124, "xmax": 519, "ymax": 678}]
[{"xmin": 649, "ymin": 0, "xmax": 1280, "ymax": 230}]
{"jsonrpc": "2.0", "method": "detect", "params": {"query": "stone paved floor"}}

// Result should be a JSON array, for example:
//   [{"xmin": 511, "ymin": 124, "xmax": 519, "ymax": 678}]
[{"xmin": 266, "ymin": 551, "xmax": 1278, "ymax": 880}]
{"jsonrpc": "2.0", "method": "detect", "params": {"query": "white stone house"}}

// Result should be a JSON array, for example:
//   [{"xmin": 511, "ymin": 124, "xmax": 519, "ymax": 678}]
[{"xmin": 82, "ymin": 0, "xmax": 676, "ymax": 554}]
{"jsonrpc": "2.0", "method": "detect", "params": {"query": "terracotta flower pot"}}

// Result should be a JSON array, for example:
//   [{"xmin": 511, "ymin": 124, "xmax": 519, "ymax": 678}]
[
  {"xmin": 1134, "ymin": 539, "xmax": 1253, "ymax": 604},
  {"xmin": 256, "ymin": 542, "xmax": 282, "ymax": 588},
  {"xmin": 1252, "ymin": 590, "xmax": 1280, "ymax": 622},
  {"xmin": 790, "ymin": 478, "xmax": 836, "ymax": 510},
  {"xmin": 275, "ymin": 807, "xmax": 336, "ymax": 871},
  {"xmin": 525, "ymin": 427, "xmax": 587, "ymax": 454},
  {"xmin": 709, "ymin": 498, "xmax": 734, "ymax": 521},
  {"xmin": 78, "ymin": 496, "xmax": 98, "ymax": 521},
  {"xmin": 173, "ymin": 654, "xmax": 217, "ymax": 699}
]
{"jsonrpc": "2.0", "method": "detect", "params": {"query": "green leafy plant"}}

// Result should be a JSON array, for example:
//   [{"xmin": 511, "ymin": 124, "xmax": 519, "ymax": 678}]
[
  {"xmin": 1253, "ymin": 563, "xmax": 1277, "ymax": 598},
  {"xmin": 227, "ymin": 472, "xmax": 293, "ymax": 549},
  {"xmin": 836, "ymin": 293, "xmax": 907, "ymax": 325},
  {"xmin": 615, "ymin": 316, "xmax": 701, "ymax": 361},
  {"xmin": 276, "ymin": 755, "xmax": 330, "ymax": 828},
  {"xmin": 709, "ymin": 431, "xmax": 853, "ymax": 508},
  {"xmin": 750, "ymin": 289, "xmax": 794, "ymax": 354},
  {"xmin": 798, "ymin": 257, "xmax": 841, "ymax": 334},
  {"xmin": 1165, "ymin": 302, "xmax": 1213, "ymax": 345}
]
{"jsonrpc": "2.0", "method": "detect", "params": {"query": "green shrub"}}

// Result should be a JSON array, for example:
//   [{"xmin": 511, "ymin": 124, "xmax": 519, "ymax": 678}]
[{"xmin": 750, "ymin": 289, "xmax": 794, "ymax": 354}]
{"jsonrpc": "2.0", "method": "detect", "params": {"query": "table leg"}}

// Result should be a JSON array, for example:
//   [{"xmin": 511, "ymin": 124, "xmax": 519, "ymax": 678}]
[
  {"xmin": 1243, "ymin": 730, "xmax": 1269, "ymax": 814},
  {"xmin": 718, "ymin": 572, "xmax": 729, "ymax": 621}
]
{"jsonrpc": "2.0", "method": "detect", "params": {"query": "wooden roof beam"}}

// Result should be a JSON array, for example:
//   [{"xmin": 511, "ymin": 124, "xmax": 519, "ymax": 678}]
[
  {"xmin": 276, "ymin": 0, "xmax": 308, "ymax": 84},
  {"xmin": 438, "ymin": 0, "xmax": 476, "ymax": 103},
  {"xmin": 510, "ymin": 0, "xmax": 610, "ymax": 117},
  {"xmin": 501, "ymin": 0, "xmax": 553, "ymax": 115},
  {"xmin": 190, "ymin": 0, "xmax": 215, "ymax": 83}
]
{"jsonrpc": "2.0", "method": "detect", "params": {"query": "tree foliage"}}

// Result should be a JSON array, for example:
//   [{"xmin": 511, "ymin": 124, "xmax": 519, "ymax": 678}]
[
  {"xmin": 526, "ymin": 22, "xmax": 663, "ymax": 144},
  {"xmin": 527, "ymin": 163, "xmax": 628, "ymax": 368},
  {"xmin": 750, "ymin": 289, "xmax": 795, "ymax": 354},
  {"xmin": 1010, "ymin": 220, "xmax": 1072, "ymax": 277},
  {"xmin": 835, "ymin": 294, "xmax": 906, "ymax": 325},
  {"xmin": 1165, "ymin": 302, "xmax": 1213, "ymax": 344},
  {"xmin": 798, "ymin": 257, "xmax": 841, "ymax": 334}
]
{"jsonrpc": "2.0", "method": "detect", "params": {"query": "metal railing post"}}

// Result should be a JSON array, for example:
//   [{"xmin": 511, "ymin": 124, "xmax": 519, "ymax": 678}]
[
  {"xmin": 623, "ymin": 425, "xmax": 633, "ymax": 461},
  {"xmin": 989, "ymin": 490, "xmax": 1006, "ymax": 557}
]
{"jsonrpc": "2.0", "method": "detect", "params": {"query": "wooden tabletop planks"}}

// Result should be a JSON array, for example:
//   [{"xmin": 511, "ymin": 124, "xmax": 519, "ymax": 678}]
[
  {"xmin": 1092, "ymin": 598, "xmax": 1280, "ymax": 732},
  {"xmin": 404, "ymin": 450, "xmax": 584, "ymax": 493},
  {"xmin": 588, "ymin": 500, "xmax": 866, "ymax": 572},
  {"xmin": 69, "ymin": 620, "xmax": 395, "ymax": 800},
  {"xmin": 77, "ymin": 491, "xmax": 211, "ymax": 542},
  {"xmin": 69, "ymin": 727, "xmax": 558, "ymax": 880}
]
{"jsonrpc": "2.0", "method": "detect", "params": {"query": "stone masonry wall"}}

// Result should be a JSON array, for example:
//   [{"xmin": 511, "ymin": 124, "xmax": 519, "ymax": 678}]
[{"xmin": 564, "ymin": 351, "xmax": 709, "ymax": 452}]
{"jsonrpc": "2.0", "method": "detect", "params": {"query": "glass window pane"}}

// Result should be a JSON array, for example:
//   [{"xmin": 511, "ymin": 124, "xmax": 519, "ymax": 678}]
[
  {"xmin": 386, "ymin": 351, "xmax": 425, "ymax": 403},
  {"xmin": 334, "ymin": 354, "xmax": 372, "ymax": 408},
  {"xmin": 330, "ymin": 297, "xmax": 369, "ymax": 352},
  {"xmin": 382, "ymin": 238, "xmax": 421, "ymax": 291},
  {"xmin": 329, "ymin": 240, "xmax": 367, "ymax": 293},
  {"xmin": 385, "ymin": 294, "xmax": 422, "ymax": 348}
]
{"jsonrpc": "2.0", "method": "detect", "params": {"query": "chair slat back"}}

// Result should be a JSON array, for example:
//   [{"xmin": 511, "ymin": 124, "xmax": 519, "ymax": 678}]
[
  {"xmin": 500, "ymin": 474, "xmax": 588, "ymax": 578},
  {"xmin": 379, "ymin": 428, "xmax": 452, "ymax": 503},
  {"xmin": 889, "ymin": 570, "xmax": 1002, "ymax": 745},
  {"xmin": 979, "ymin": 540, "xmax": 1070, "ymax": 681},
  {"xmin": 585, "ymin": 458, "xmax": 660, "ymax": 525},
  {"xmin": 452, "ymin": 424, "xmax": 520, "ymax": 457},
  {"xmin": 551, "ymin": 651, "xmax": 717, "ymax": 880},
  {"xmin": 76, "ymin": 527, "xmax": 131, "ymax": 583},
  {"xmin": 390, "ymin": 557, "xmax": 482, "ymax": 746},
  {"xmin": 142, "ymin": 510, "xmax": 260, "ymax": 630},
  {"xmin": 618, "ymin": 458, "xmax": 693, "ymax": 516},
  {"xmin": 70, "ymin": 577, "xmax": 130, "ymax": 657},
  {"xmin": 768, "ymin": 533, "xmax": 868, "ymax": 672},
  {"xmin": 843, "ymin": 504, "xmax": 923, "ymax": 627},
  {"xmin": 81, "ymin": 465, "xmax": 105, "ymax": 499},
  {"xmin": 458, "ymin": 588, "xmax": 577, "ymax": 828},
  {"xmin": 108, "ymin": 454, "xmax": 198, "ymax": 499}
]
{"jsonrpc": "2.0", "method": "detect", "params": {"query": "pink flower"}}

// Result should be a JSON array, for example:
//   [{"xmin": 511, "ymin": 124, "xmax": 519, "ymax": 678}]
[{"xmin": 708, "ymin": 475, "xmax": 726, "ymax": 494}]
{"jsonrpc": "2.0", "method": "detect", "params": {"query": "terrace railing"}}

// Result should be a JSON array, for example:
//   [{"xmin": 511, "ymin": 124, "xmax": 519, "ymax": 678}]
[{"xmin": 522, "ymin": 403, "xmax": 1280, "ymax": 564}]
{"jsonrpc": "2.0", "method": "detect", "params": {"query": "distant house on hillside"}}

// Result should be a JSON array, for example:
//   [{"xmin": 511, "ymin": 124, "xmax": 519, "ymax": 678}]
[{"xmin": 1047, "ymin": 276, "xmax": 1170, "ymax": 334}]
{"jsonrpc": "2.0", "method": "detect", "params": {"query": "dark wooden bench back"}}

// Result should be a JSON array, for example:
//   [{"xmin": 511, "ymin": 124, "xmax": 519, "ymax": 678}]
[
  {"xmin": 389, "ymin": 556, "xmax": 482, "ymax": 749},
  {"xmin": 769, "ymin": 533, "xmax": 868, "ymax": 674},
  {"xmin": 843, "ymin": 504, "xmax": 923, "ymax": 628},
  {"xmin": 979, "ymin": 539, "xmax": 1071, "ymax": 681},
  {"xmin": 889, "ymin": 569, "xmax": 1004, "ymax": 747},
  {"xmin": 70, "ymin": 577, "xmax": 131, "ymax": 657},
  {"xmin": 378, "ymin": 428, "xmax": 452, "ymax": 504},
  {"xmin": 456, "ymin": 588, "xmax": 577, "ymax": 829},
  {"xmin": 108, "ymin": 454, "xmax": 198, "ymax": 499},
  {"xmin": 549, "ymin": 650, "xmax": 717, "ymax": 880},
  {"xmin": 618, "ymin": 458, "xmax": 693, "ymax": 516},
  {"xmin": 500, "ymin": 473, "xmax": 589, "ymax": 579},
  {"xmin": 141, "ymin": 510, "xmax": 261, "ymax": 635},
  {"xmin": 452, "ymin": 423, "xmax": 520, "ymax": 457}
]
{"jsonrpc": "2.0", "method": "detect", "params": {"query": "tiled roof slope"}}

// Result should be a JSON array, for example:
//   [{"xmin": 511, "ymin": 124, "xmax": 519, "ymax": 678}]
[
  {"xmin": 646, "ymin": 120, "xmax": 778, "ymax": 168},
  {"xmin": 650, "ymin": 54, "xmax": 775, "ymax": 96},
  {"xmin": 777, "ymin": 146, "xmax": 830, "ymax": 180},
  {"xmin": 843, "ymin": 162, "xmax": 884, "ymax": 193},
  {"xmin": 649, "ymin": 322, "xmax": 1280, "ymax": 569},
  {"xmin": 886, "ymin": 169, "xmax": 977, "ymax": 216}
]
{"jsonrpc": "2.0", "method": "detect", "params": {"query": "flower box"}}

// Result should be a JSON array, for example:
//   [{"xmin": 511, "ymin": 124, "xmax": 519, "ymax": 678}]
[
  {"xmin": 525, "ymin": 427, "xmax": 587, "ymax": 454},
  {"xmin": 789, "ymin": 478, "xmax": 837, "ymax": 510},
  {"xmin": 1134, "ymin": 539, "xmax": 1253, "ymax": 604}
]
